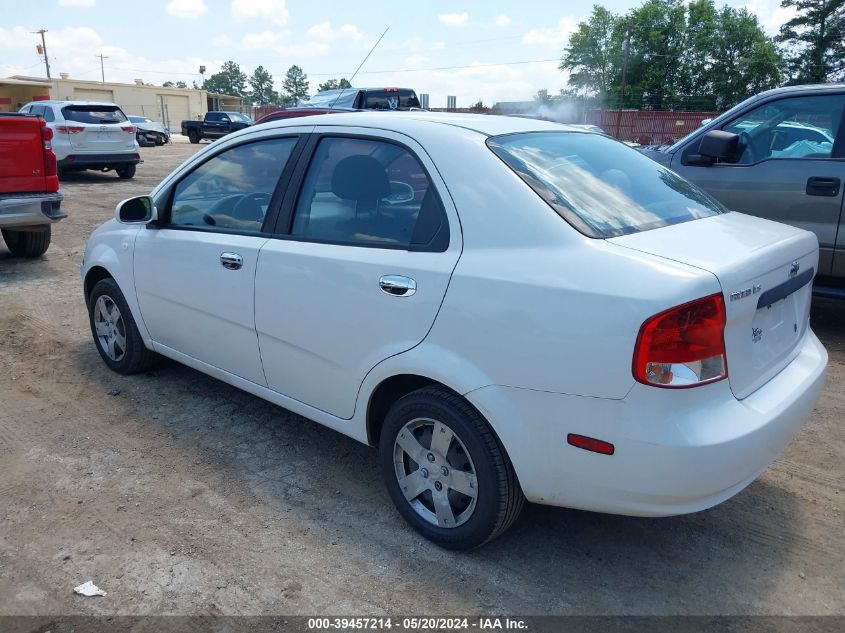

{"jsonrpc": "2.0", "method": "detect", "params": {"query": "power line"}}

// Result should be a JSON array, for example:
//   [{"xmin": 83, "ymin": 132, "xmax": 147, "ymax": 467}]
[{"xmin": 302, "ymin": 58, "xmax": 561, "ymax": 77}]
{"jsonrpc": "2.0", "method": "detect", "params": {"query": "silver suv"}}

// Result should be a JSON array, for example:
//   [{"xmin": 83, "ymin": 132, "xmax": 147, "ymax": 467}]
[
  {"xmin": 642, "ymin": 84, "xmax": 845, "ymax": 293},
  {"xmin": 19, "ymin": 100, "xmax": 141, "ymax": 179}
]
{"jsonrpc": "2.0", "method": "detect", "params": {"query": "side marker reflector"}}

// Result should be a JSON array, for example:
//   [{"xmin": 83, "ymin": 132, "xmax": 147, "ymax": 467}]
[{"xmin": 567, "ymin": 433, "xmax": 615, "ymax": 455}]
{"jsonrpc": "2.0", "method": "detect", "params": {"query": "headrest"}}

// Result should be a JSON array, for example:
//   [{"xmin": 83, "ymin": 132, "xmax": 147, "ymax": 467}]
[{"xmin": 331, "ymin": 155, "xmax": 390, "ymax": 201}]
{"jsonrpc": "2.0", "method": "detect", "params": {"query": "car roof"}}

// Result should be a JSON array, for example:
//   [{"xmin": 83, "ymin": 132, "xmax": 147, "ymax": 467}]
[
  {"xmin": 749, "ymin": 83, "xmax": 845, "ymax": 101},
  {"xmin": 259, "ymin": 111, "xmax": 586, "ymax": 137},
  {"xmin": 27, "ymin": 100, "xmax": 120, "ymax": 106}
]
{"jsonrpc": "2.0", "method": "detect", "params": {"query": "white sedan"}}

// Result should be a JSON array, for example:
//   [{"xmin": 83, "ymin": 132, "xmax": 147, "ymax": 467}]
[{"xmin": 82, "ymin": 112, "xmax": 827, "ymax": 549}]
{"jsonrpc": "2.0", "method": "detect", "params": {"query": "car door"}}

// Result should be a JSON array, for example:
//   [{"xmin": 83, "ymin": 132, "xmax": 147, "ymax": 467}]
[
  {"xmin": 670, "ymin": 92, "xmax": 845, "ymax": 277},
  {"xmin": 134, "ymin": 134, "xmax": 303, "ymax": 384},
  {"xmin": 201, "ymin": 113, "xmax": 225, "ymax": 138},
  {"xmin": 254, "ymin": 129, "xmax": 461, "ymax": 419}
]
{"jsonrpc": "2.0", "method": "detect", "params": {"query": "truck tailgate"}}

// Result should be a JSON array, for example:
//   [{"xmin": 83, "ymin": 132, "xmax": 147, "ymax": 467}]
[{"xmin": 0, "ymin": 116, "xmax": 47, "ymax": 194}]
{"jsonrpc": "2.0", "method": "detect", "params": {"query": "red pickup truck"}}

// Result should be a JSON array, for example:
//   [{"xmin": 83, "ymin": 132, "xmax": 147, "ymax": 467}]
[{"xmin": 0, "ymin": 113, "xmax": 64, "ymax": 257}]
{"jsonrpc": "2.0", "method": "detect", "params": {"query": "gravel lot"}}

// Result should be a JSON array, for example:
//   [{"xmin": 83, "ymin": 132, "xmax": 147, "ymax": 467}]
[{"xmin": 0, "ymin": 140, "xmax": 843, "ymax": 616}]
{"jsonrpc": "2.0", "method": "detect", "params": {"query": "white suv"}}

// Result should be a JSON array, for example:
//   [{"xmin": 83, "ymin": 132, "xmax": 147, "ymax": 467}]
[{"xmin": 20, "ymin": 100, "xmax": 141, "ymax": 179}]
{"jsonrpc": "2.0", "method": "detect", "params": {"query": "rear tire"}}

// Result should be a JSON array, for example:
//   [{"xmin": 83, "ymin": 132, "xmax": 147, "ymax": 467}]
[
  {"xmin": 379, "ymin": 386, "xmax": 524, "ymax": 549},
  {"xmin": 116, "ymin": 164, "xmax": 136, "ymax": 179},
  {"xmin": 88, "ymin": 277, "xmax": 158, "ymax": 374},
  {"xmin": 2, "ymin": 226, "xmax": 51, "ymax": 257},
  {"xmin": 188, "ymin": 130, "xmax": 199, "ymax": 144}
]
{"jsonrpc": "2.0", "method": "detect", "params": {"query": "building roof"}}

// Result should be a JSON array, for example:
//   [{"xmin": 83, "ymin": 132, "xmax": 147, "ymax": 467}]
[{"xmin": 2, "ymin": 76, "xmax": 52, "ymax": 87}]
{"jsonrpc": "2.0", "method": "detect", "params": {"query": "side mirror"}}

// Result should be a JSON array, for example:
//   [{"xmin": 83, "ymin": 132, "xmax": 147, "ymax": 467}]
[
  {"xmin": 688, "ymin": 130, "xmax": 740, "ymax": 166},
  {"xmin": 115, "ymin": 196, "xmax": 157, "ymax": 224},
  {"xmin": 384, "ymin": 181, "xmax": 415, "ymax": 204}
]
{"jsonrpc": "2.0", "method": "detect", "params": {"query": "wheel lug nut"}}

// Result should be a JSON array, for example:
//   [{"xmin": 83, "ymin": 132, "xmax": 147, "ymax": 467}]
[
  {"xmin": 434, "ymin": 481, "xmax": 443, "ymax": 491},
  {"xmin": 420, "ymin": 468, "xmax": 429, "ymax": 479},
  {"xmin": 427, "ymin": 453, "xmax": 435, "ymax": 462},
  {"xmin": 441, "ymin": 466, "xmax": 449, "ymax": 476}
]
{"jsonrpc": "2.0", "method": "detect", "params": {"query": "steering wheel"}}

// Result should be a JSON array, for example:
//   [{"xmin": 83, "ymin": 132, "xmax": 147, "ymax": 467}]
[
  {"xmin": 232, "ymin": 192, "xmax": 272, "ymax": 220},
  {"xmin": 737, "ymin": 131, "xmax": 758, "ymax": 163}
]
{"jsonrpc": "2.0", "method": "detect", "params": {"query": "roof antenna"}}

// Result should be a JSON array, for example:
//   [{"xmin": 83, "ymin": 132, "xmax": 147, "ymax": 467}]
[{"xmin": 329, "ymin": 26, "xmax": 390, "ymax": 109}]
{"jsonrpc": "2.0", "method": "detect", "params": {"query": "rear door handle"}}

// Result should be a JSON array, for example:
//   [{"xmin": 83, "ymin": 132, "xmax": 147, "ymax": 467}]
[
  {"xmin": 220, "ymin": 252, "xmax": 243, "ymax": 270},
  {"xmin": 806, "ymin": 176, "xmax": 840, "ymax": 197},
  {"xmin": 379, "ymin": 275, "xmax": 417, "ymax": 297}
]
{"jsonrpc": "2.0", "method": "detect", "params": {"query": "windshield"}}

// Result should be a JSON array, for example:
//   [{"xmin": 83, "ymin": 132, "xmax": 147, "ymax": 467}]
[
  {"xmin": 129, "ymin": 116, "xmax": 151, "ymax": 123},
  {"xmin": 62, "ymin": 105, "xmax": 127, "ymax": 124},
  {"xmin": 226, "ymin": 112, "xmax": 252, "ymax": 123},
  {"xmin": 487, "ymin": 132, "xmax": 727, "ymax": 238}
]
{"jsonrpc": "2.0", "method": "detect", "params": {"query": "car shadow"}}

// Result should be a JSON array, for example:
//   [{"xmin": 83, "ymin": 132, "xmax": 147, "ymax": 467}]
[{"xmin": 65, "ymin": 339, "xmax": 808, "ymax": 613}]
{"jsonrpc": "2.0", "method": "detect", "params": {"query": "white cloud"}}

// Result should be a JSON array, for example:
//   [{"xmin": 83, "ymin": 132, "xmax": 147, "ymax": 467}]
[
  {"xmin": 743, "ymin": 0, "xmax": 796, "ymax": 36},
  {"xmin": 211, "ymin": 34, "xmax": 232, "ymax": 47},
  {"xmin": 58, "ymin": 0, "xmax": 96, "ymax": 7},
  {"xmin": 494, "ymin": 15, "xmax": 511, "ymax": 27},
  {"xmin": 439, "ymin": 12, "xmax": 469, "ymax": 27},
  {"xmin": 238, "ymin": 31, "xmax": 328, "ymax": 57},
  {"xmin": 523, "ymin": 16, "xmax": 578, "ymax": 46},
  {"xmin": 232, "ymin": 0, "xmax": 288, "ymax": 25},
  {"xmin": 165, "ymin": 0, "xmax": 208, "ymax": 19},
  {"xmin": 307, "ymin": 22, "xmax": 364, "ymax": 42}
]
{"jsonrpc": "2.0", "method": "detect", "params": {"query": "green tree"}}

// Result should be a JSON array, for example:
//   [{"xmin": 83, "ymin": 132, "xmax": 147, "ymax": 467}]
[
  {"xmin": 777, "ymin": 0, "xmax": 845, "ymax": 83},
  {"xmin": 248, "ymin": 65, "xmax": 279, "ymax": 105},
  {"xmin": 317, "ymin": 78, "xmax": 352, "ymax": 92},
  {"xmin": 175, "ymin": 80, "xmax": 187, "ymax": 89},
  {"xmin": 282, "ymin": 65, "xmax": 310, "ymax": 103},
  {"xmin": 203, "ymin": 61, "xmax": 248, "ymax": 98},
  {"xmin": 560, "ymin": 6, "xmax": 622, "ymax": 100},
  {"xmin": 162, "ymin": 80, "xmax": 175, "ymax": 88}
]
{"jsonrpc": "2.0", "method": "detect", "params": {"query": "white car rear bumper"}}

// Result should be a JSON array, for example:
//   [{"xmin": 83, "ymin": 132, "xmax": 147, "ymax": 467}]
[{"xmin": 466, "ymin": 329, "xmax": 827, "ymax": 516}]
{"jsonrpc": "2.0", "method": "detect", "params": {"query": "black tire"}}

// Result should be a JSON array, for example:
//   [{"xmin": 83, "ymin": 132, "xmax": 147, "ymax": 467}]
[
  {"xmin": 379, "ymin": 386, "xmax": 524, "ymax": 549},
  {"xmin": 116, "ymin": 164, "xmax": 136, "ymax": 179},
  {"xmin": 188, "ymin": 130, "xmax": 199, "ymax": 144},
  {"xmin": 87, "ymin": 277, "xmax": 158, "ymax": 374},
  {"xmin": 2, "ymin": 226, "xmax": 51, "ymax": 257},
  {"xmin": 155, "ymin": 134, "xmax": 165, "ymax": 146}
]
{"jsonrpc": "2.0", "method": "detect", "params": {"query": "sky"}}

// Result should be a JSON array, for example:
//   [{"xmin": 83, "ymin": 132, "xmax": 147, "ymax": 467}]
[{"xmin": 3, "ymin": 0, "xmax": 794, "ymax": 107}]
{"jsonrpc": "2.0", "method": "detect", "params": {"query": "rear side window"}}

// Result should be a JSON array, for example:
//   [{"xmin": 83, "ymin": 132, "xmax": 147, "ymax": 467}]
[
  {"xmin": 291, "ymin": 137, "xmax": 447, "ymax": 249},
  {"xmin": 62, "ymin": 105, "xmax": 127, "ymax": 124},
  {"xmin": 30, "ymin": 105, "xmax": 55, "ymax": 122},
  {"xmin": 487, "ymin": 132, "xmax": 727, "ymax": 238},
  {"xmin": 362, "ymin": 90, "xmax": 420, "ymax": 110}
]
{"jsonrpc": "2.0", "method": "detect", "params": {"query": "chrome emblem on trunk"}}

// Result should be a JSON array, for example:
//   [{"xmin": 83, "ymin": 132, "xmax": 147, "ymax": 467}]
[
  {"xmin": 730, "ymin": 285, "xmax": 761, "ymax": 302},
  {"xmin": 752, "ymin": 327, "xmax": 763, "ymax": 343},
  {"xmin": 789, "ymin": 261, "xmax": 800, "ymax": 278}
]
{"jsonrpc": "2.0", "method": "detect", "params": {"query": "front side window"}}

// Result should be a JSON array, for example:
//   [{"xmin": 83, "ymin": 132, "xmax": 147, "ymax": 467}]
[
  {"xmin": 291, "ymin": 137, "xmax": 447, "ymax": 248},
  {"xmin": 723, "ymin": 95, "xmax": 844, "ymax": 163},
  {"xmin": 169, "ymin": 137, "xmax": 297, "ymax": 232},
  {"xmin": 488, "ymin": 132, "xmax": 727, "ymax": 238},
  {"xmin": 61, "ymin": 105, "xmax": 127, "ymax": 124}
]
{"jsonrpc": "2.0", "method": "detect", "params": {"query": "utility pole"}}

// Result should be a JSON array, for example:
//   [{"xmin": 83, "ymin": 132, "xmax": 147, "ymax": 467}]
[
  {"xmin": 33, "ymin": 29, "xmax": 51, "ymax": 78},
  {"xmin": 96, "ymin": 54, "xmax": 108, "ymax": 83},
  {"xmin": 615, "ymin": 22, "xmax": 632, "ymax": 139}
]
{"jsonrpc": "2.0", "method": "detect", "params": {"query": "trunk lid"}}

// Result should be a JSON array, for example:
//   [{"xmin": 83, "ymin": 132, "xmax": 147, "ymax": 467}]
[{"xmin": 609, "ymin": 212, "xmax": 818, "ymax": 399}]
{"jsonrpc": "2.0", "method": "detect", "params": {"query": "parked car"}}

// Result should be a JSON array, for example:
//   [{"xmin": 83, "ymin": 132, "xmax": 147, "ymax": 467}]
[
  {"xmin": 19, "ymin": 100, "xmax": 141, "ymax": 180},
  {"xmin": 181, "ymin": 111, "xmax": 253, "ymax": 144},
  {"xmin": 128, "ymin": 115, "xmax": 170, "ymax": 147},
  {"xmin": 82, "ymin": 112, "xmax": 827, "ymax": 549},
  {"xmin": 640, "ymin": 83, "xmax": 845, "ymax": 290},
  {"xmin": 255, "ymin": 87, "xmax": 421, "ymax": 125},
  {"xmin": 0, "ymin": 112, "xmax": 64, "ymax": 256}
]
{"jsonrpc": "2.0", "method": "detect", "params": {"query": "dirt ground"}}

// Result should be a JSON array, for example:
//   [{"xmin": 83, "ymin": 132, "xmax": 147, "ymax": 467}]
[{"xmin": 0, "ymin": 140, "xmax": 843, "ymax": 617}]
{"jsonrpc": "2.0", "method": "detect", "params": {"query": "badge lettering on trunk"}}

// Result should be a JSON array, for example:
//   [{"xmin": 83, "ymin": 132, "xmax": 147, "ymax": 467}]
[
  {"xmin": 730, "ymin": 285, "xmax": 761, "ymax": 302},
  {"xmin": 752, "ymin": 327, "xmax": 763, "ymax": 343},
  {"xmin": 789, "ymin": 261, "xmax": 800, "ymax": 278}
]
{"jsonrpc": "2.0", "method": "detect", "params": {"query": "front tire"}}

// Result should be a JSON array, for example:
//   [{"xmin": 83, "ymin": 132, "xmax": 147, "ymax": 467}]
[
  {"xmin": 2, "ymin": 227, "xmax": 51, "ymax": 257},
  {"xmin": 116, "ymin": 164, "xmax": 136, "ymax": 179},
  {"xmin": 188, "ymin": 130, "xmax": 199, "ymax": 144},
  {"xmin": 379, "ymin": 386, "xmax": 524, "ymax": 549},
  {"xmin": 88, "ymin": 278, "xmax": 158, "ymax": 374}
]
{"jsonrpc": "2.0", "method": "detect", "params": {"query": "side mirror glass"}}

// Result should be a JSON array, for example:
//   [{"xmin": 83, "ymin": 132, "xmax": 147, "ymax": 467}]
[
  {"xmin": 384, "ymin": 181, "xmax": 415, "ymax": 204},
  {"xmin": 115, "ymin": 196, "xmax": 157, "ymax": 224}
]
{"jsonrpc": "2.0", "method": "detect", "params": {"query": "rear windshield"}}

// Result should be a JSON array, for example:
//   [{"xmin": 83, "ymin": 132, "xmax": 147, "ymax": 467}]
[
  {"xmin": 362, "ymin": 90, "xmax": 420, "ymax": 110},
  {"xmin": 487, "ymin": 132, "xmax": 727, "ymax": 238},
  {"xmin": 62, "ymin": 105, "xmax": 127, "ymax": 124}
]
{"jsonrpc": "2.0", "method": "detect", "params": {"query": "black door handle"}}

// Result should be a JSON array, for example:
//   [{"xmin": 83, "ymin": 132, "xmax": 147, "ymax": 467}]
[{"xmin": 806, "ymin": 176, "xmax": 840, "ymax": 197}]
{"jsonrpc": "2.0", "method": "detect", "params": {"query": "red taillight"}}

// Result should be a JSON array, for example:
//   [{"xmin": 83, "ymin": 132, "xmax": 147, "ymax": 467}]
[
  {"xmin": 55, "ymin": 125, "xmax": 84, "ymax": 134},
  {"xmin": 121, "ymin": 125, "xmax": 136, "ymax": 133},
  {"xmin": 633, "ymin": 293, "xmax": 727, "ymax": 388},
  {"xmin": 39, "ymin": 119, "xmax": 58, "ymax": 189}
]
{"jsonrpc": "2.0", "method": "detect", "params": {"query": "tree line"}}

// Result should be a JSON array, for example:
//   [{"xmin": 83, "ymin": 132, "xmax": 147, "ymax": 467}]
[
  {"xmin": 164, "ymin": 62, "xmax": 354, "ymax": 106},
  {"xmin": 556, "ymin": 0, "xmax": 843, "ymax": 111}
]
